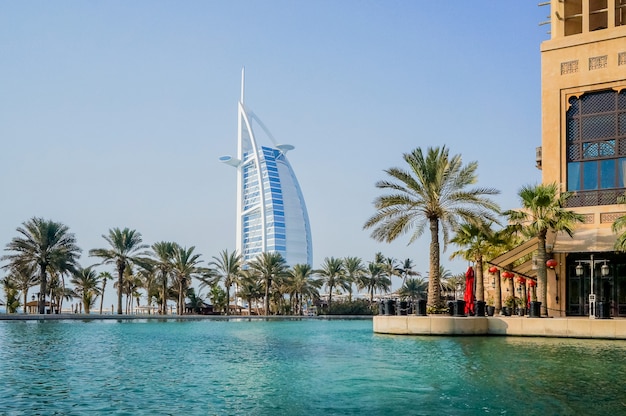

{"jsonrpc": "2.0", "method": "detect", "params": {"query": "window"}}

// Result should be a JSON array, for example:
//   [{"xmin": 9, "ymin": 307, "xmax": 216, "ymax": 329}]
[
  {"xmin": 617, "ymin": 0, "xmax": 626, "ymax": 27},
  {"xmin": 566, "ymin": 90, "xmax": 626, "ymax": 203}
]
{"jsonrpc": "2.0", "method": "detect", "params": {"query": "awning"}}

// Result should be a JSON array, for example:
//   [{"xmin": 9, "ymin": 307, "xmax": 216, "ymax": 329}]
[
  {"xmin": 489, "ymin": 237, "xmax": 538, "ymax": 267},
  {"xmin": 486, "ymin": 237, "xmax": 538, "ymax": 280},
  {"xmin": 551, "ymin": 228, "xmax": 617, "ymax": 253}
]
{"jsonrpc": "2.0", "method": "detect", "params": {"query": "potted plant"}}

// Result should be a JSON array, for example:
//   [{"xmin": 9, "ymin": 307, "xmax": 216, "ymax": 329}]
[
  {"xmin": 486, "ymin": 295, "xmax": 495, "ymax": 316},
  {"xmin": 516, "ymin": 296, "xmax": 526, "ymax": 316},
  {"xmin": 503, "ymin": 295, "xmax": 514, "ymax": 316}
]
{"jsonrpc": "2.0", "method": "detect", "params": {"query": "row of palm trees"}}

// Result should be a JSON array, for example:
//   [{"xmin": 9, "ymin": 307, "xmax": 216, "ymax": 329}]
[
  {"xmin": 4, "ymin": 145, "xmax": 622, "ymax": 316},
  {"xmin": 0, "ymin": 219, "xmax": 442, "ymax": 315}
]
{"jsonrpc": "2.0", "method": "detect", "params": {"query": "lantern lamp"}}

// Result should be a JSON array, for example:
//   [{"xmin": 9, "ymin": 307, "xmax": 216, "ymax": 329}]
[
  {"xmin": 575, "ymin": 263, "xmax": 584, "ymax": 276},
  {"xmin": 546, "ymin": 259, "xmax": 558, "ymax": 269},
  {"xmin": 488, "ymin": 266, "xmax": 498, "ymax": 274}
]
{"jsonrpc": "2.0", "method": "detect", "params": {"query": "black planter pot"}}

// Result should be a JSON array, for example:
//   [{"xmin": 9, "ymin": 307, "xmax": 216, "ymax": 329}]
[
  {"xmin": 529, "ymin": 301, "xmax": 542, "ymax": 318},
  {"xmin": 486, "ymin": 306, "xmax": 495, "ymax": 316},
  {"xmin": 518, "ymin": 307, "xmax": 527, "ymax": 316},
  {"xmin": 475, "ymin": 301, "xmax": 486, "ymax": 317},
  {"xmin": 502, "ymin": 307, "xmax": 512, "ymax": 316}
]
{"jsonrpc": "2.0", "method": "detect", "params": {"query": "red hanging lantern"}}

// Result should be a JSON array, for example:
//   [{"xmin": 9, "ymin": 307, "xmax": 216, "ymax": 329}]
[
  {"xmin": 488, "ymin": 266, "xmax": 498, "ymax": 274},
  {"xmin": 546, "ymin": 259, "xmax": 558, "ymax": 269},
  {"xmin": 528, "ymin": 280, "xmax": 537, "ymax": 287},
  {"xmin": 517, "ymin": 277, "xmax": 526, "ymax": 284},
  {"xmin": 502, "ymin": 271, "xmax": 514, "ymax": 279}
]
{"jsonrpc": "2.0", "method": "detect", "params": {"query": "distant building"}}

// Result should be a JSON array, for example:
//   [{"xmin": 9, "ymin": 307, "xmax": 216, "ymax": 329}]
[
  {"xmin": 492, "ymin": 1, "xmax": 626, "ymax": 317},
  {"xmin": 220, "ymin": 70, "xmax": 313, "ymax": 266}
]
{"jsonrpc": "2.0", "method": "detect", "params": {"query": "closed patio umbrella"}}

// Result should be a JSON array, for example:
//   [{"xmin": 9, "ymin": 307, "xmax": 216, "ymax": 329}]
[{"xmin": 464, "ymin": 266, "xmax": 475, "ymax": 315}]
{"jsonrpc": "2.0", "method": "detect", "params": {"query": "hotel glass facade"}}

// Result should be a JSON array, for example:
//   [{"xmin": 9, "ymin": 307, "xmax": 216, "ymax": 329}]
[{"xmin": 221, "ymin": 74, "xmax": 312, "ymax": 266}]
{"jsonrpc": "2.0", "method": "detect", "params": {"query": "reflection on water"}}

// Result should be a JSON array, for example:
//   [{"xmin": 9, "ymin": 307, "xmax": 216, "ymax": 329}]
[{"xmin": 1, "ymin": 319, "xmax": 625, "ymax": 415}]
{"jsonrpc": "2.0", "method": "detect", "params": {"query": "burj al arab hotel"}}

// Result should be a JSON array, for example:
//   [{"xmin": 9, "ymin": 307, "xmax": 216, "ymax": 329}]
[{"xmin": 220, "ymin": 70, "xmax": 313, "ymax": 266}]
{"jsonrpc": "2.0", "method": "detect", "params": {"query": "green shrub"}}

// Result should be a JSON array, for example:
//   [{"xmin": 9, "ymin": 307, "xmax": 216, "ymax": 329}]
[{"xmin": 322, "ymin": 300, "xmax": 374, "ymax": 315}]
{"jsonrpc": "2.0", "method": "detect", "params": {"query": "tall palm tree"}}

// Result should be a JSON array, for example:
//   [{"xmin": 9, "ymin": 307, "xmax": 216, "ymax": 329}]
[
  {"xmin": 2, "ymin": 218, "xmax": 81, "ymax": 314},
  {"xmin": 150, "ymin": 241, "xmax": 177, "ymax": 315},
  {"xmin": 89, "ymin": 228, "xmax": 149, "ymax": 315},
  {"xmin": 287, "ymin": 263, "xmax": 321, "ymax": 315},
  {"xmin": 364, "ymin": 146, "xmax": 500, "ymax": 309},
  {"xmin": 209, "ymin": 249, "xmax": 242, "ymax": 316},
  {"xmin": 316, "ymin": 257, "xmax": 349, "ymax": 310},
  {"xmin": 235, "ymin": 271, "xmax": 264, "ymax": 315},
  {"xmin": 449, "ymin": 221, "xmax": 498, "ymax": 303},
  {"xmin": 343, "ymin": 257, "xmax": 366, "ymax": 301},
  {"xmin": 506, "ymin": 182, "xmax": 583, "ymax": 316},
  {"xmin": 397, "ymin": 258, "xmax": 420, "ymax": 288},
  {"xmin": 98, "ymin": 271, "xmax": 112, "ymax": 314},
  {"xmin": 171, "ymin": 245, "xmax": 204, "ymax": 316},
  {"xmin": 361, "ymin": 262, "xmax": 391, "ymax": 304},
  {"xmin": 247, "ymin": 252, "xmax": 289, "ymax": 315},
  {"xmin": 70, "ymin": 266, "xmax": 101, "ymax": 315}
]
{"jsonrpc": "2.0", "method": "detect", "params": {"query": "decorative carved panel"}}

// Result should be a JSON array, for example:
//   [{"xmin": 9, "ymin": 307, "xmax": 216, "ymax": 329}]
[
  {"xmin": 600, "ymin": 212, "xmax": 626, "ymax": 223},
  {"xmin": 589, "ymin": 55, "xmax": 608, "ymax": 70},
  {"xmin": 561, "ymin": 60, "xmax": 579, "ymax": 75}
]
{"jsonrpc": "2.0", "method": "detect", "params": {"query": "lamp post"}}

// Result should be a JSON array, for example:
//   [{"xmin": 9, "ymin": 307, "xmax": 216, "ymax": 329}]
[{"xmin": 575, "ymin": 254, "xmax": 610, "ymax": 319}]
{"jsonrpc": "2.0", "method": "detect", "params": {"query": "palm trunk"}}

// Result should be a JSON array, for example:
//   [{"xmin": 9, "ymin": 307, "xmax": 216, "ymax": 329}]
[
  {"xmin": 475, "ymin": 255, "xmax": 484, "ymax": 302},
  {"xmin": 38, "ymin": 264, "xmax": 47, "ymax": 314},
  {"xmin": 99, "ymin": 278, "xmax": 107, "ymax": 315},
  {"xmin": 328, "ymin": 284, "xmax": 334, "ymax": 310},
  {"xmin": 264, "ymin": 276, "xmax": 272, "ymax": 315},
  {"xmin": 117, "ymin": 263, "xmax": 124, "ymax": 315},
  {"xmin": 495, "ymin": 270, "xmax": 502, "ymax": 314},
  {"xmin": 178, "ymin": 281, "xmax": 184, "ymax": 315},
  {"xmin": 537, "ymin": 231, "xmax": 548, "ymax": 316},
  {"xmin": 427, "ymin": 218, "xmax": 442, "ymax": 308},
  {"xmin": 225, "ymin": 284, "xmax": 230, "ymax": 316},
  {"xmin": 22, "ymin": 291, "xmax": 28, "ymax": 314}
]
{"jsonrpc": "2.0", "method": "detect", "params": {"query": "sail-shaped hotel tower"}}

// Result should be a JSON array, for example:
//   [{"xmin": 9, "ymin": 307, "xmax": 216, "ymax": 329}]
[{"xmin": 220, "ymin": 70, "xmax": 312, "ymax": 266}]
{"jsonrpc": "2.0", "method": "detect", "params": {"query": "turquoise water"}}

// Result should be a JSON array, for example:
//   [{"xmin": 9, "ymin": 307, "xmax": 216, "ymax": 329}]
[{"xmin": 1, "ymin": 319, "xmax": 625, "ymax": 415}]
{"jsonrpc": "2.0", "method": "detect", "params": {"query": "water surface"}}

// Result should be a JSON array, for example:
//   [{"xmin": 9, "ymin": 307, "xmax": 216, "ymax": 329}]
[{"xmin": 1, "ymin": 319, "xmax": 625, "ymax": 415}]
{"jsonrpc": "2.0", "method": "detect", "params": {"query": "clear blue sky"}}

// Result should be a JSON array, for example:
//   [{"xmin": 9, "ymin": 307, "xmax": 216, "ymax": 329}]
[{"xmin": 0, "ymin": 2, "xmax": 546, "ymax": 306}]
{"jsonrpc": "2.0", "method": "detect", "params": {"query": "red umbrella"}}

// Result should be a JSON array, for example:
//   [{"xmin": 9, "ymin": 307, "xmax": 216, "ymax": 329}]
[{"xmin": 464, "ymin": 266, "xmax": 475, "ymax": 315}]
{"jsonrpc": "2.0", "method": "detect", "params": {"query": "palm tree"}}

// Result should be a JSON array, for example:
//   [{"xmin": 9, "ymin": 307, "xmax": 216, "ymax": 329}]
[
  {"xmin": 316, "ymin": 257, "xmax": 349, "ymax": 310},
  {"xmin": 343, "ymin": 257, "xmax": 366, "ymax": 301},
  {"xmin": 171, "ymin": 245, "xmax": 204, "ymax": 316},
  {"xmin": 209, "ymin": 249, "xmax": 242, "ymax": 316},
  {"xmin": 70, "ymin": 266, "xmax": 101, "ymax": 315},
  {"xmin": 449, "ymin": 221, "xmax": 498, "ymax": 303},
  {"xmin": 288, "ymin": 263, "xmax": 321, "ymax": 315},
  {"xmin": 5, "ymin": 264, "xmax": 38, "ymax": 314},
  {"xmin": 209, "ymin": 285, "xmax": 228, "ymax": 314},
  {"xmin": 398, "ymin": 277, "xmax": 428, "ymax": 304},
  {"xmin": 397, "ymin": 258, "xmax": 420, "ymax": 288},
  {"xmin": 89, "ymin": 228, "xmax": 149, "ymax": 315},
  {"xmin": 150, "ymin": 241, "xmax": 177, "ymax": 315},
  {"xmin": 2, "ymin": 218, "xmax": 81, "ymax": 314},
  {"xmin": 364, "ymin": 146, "xmax": 500, "ymax": 309},
  {"xmin": 359, "ymin": 262, "xmax": 391, "ymax": 304},
  {"xmin": 506, "ymin": 182, "xmax": 584, "ymax": 316},
  {"xmin": 98, "ymin": 271, "xmax": 112, "ymax": 314},
  {"xmin": 247, "ymin": 252, "xmax": 289, "ymax": 315},
  {"xmin": 1, "ymin": 276, "xmax": 21, "ymax": 313},
  {"xmin": 235, "ymin": 271, "xmax": 264, "ymax": 315}
]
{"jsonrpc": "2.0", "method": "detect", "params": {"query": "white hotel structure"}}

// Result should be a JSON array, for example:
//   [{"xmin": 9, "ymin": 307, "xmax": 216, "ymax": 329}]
[{"xmin": 220, "ymin": 70, "xmax": 313, "ymax": 266}]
